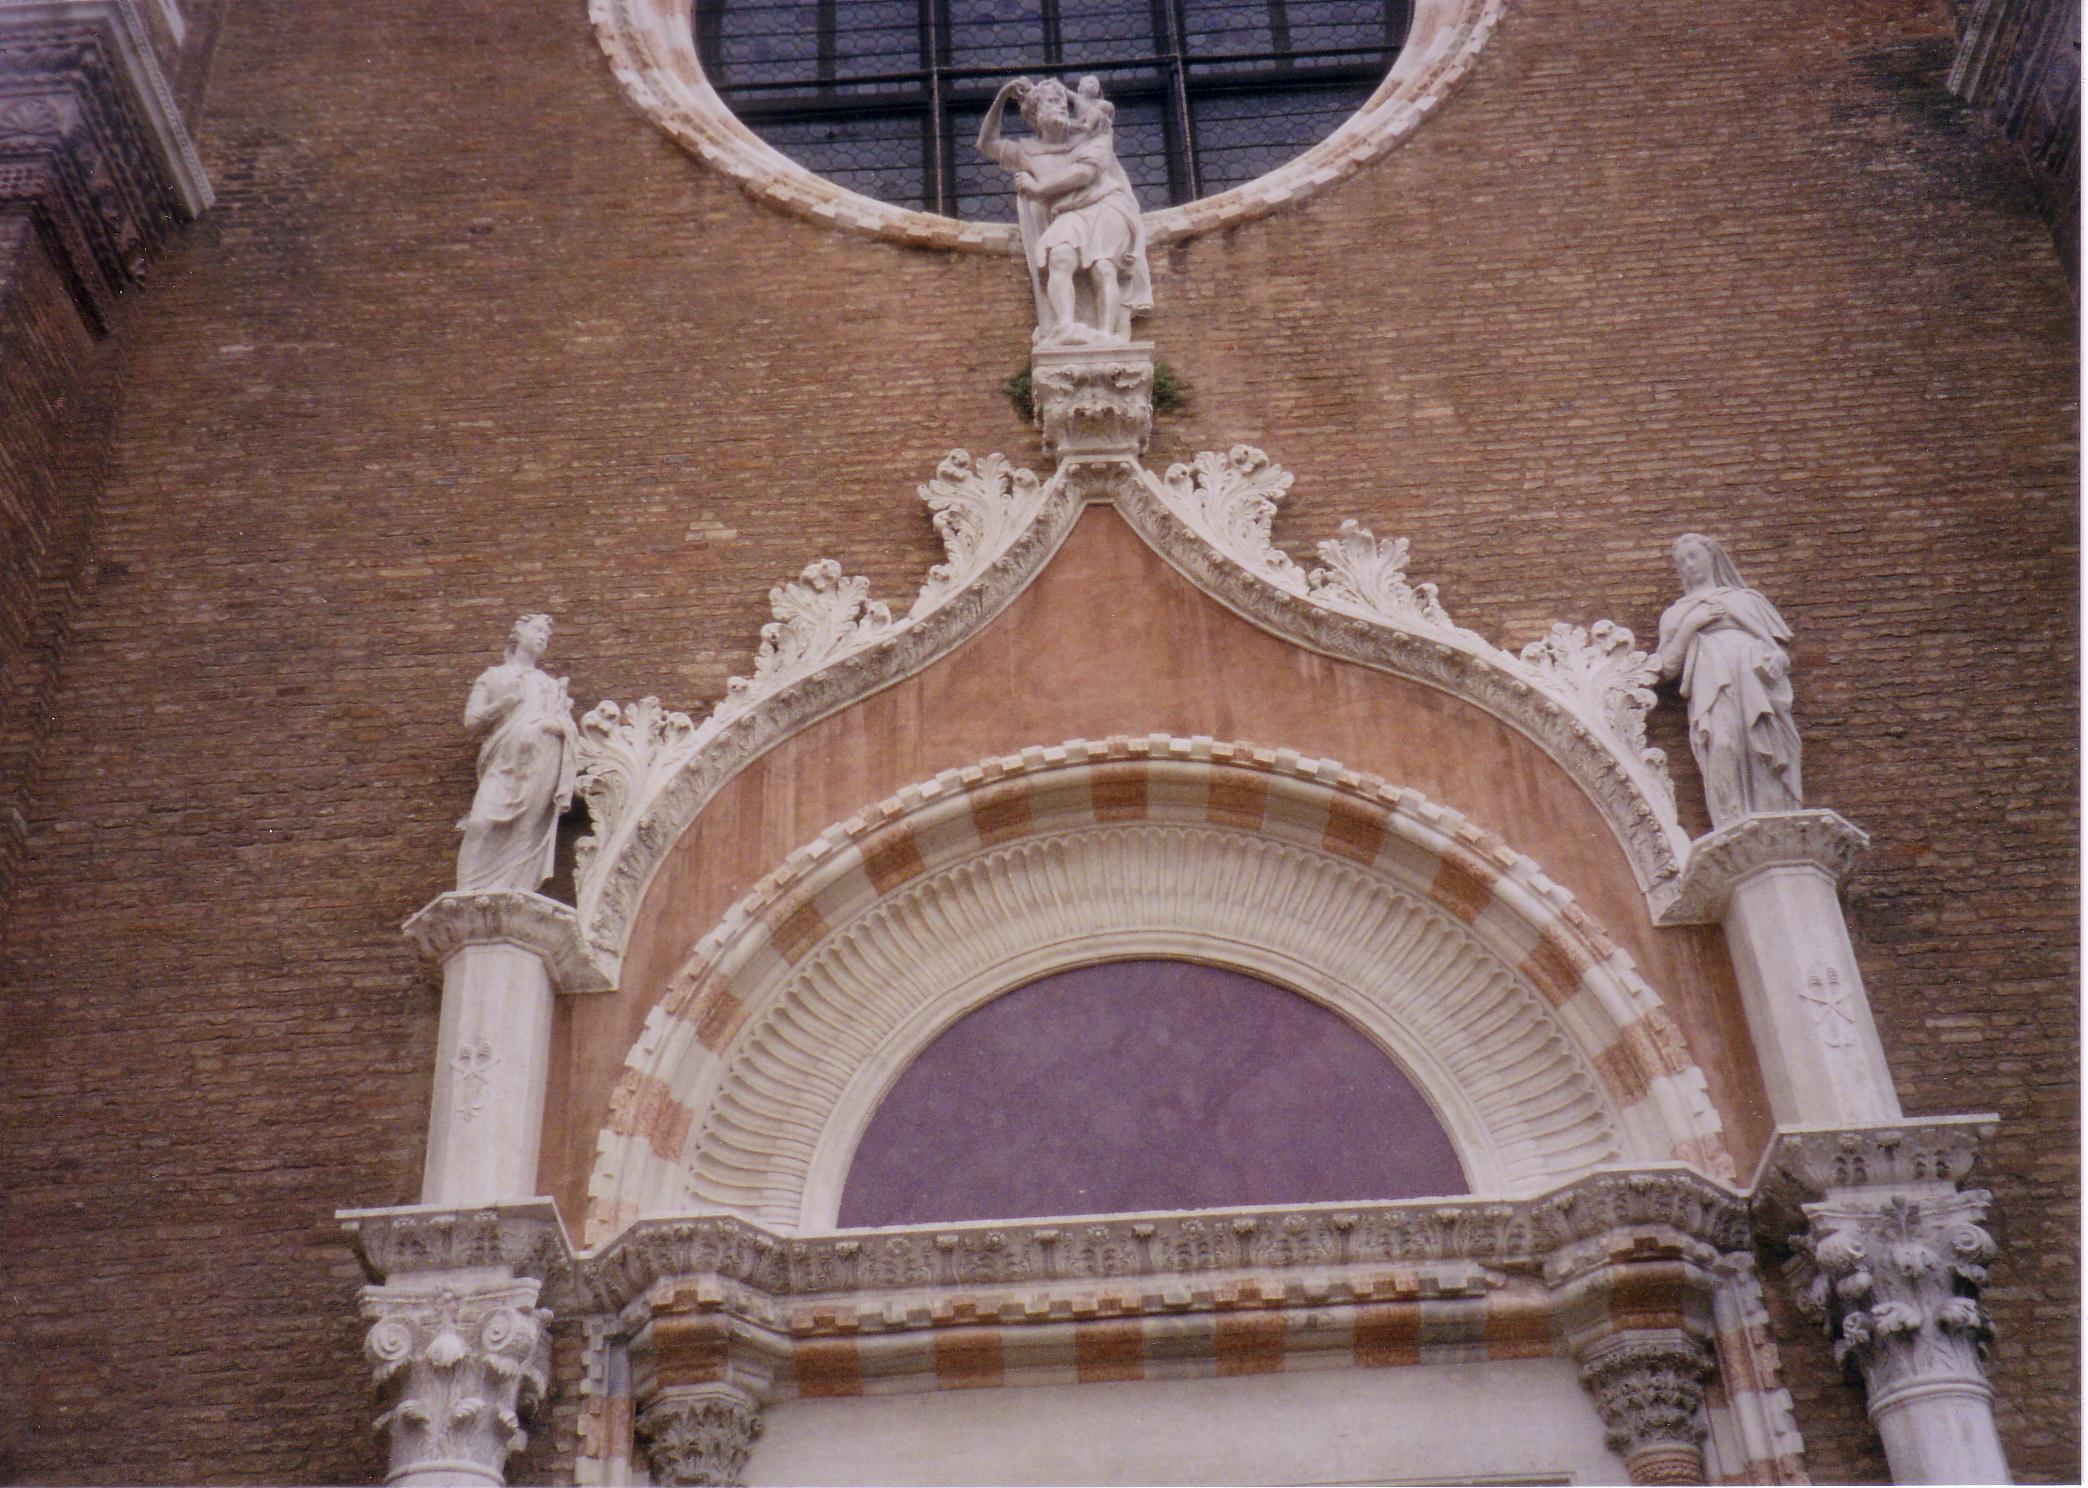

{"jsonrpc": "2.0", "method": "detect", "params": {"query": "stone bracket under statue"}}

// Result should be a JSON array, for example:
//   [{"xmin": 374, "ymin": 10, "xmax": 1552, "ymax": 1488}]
[{"xmin": 404, "ymin": 890, "xmax": 610, "ymax": 1209}]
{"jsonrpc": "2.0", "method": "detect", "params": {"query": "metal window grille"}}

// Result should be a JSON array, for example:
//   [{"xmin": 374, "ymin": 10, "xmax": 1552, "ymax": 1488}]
[{"xmin": 695, "ymin": 0, "xmax": 1411, "ymax": 219}]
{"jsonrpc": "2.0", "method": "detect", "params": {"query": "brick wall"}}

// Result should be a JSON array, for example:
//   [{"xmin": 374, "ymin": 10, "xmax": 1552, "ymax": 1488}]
[{"xmin": 0, "ymin": 0, "xmax": 2072, "ymax": 1482}]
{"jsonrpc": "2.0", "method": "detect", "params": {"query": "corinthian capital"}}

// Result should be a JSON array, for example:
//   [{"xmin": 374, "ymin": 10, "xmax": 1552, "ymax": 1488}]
[
  {"xmin": 1799, "ymin": 1190, "xmax": 1996, "ymax": 1404},
  {"xmin": 637, "ymin": 1384, "xmax": 765, "ymax": 1487},
  {"xmin": 1576, "ymin": 1332, "xmax": 1714, "ymax": 1485},
  {"xmin": 361, "ymin": 1276, "xmax": 552, "ymax": 1487}
]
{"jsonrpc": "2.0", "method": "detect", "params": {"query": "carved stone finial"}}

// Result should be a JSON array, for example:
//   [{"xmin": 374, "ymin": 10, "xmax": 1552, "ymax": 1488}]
[
  {"xmin": 975, "ymin": 74, "xmax": 1152, "ymax": 348},
  {"xmin": 457, "ymin": 614, "xmax": 579, "ymax": 893},
  {"xmin": 637, "ymin": 1385, "xmax": 765, "ymax": 1487},
  {"xmin": 361, "ymin": 1276, "xmax": 553, "ymax": 1487},
  {"xmin": 1576, "ymin": 1334, "xmax": 1714, "ymax": 1485},
  {"xmin": 1655, "ymin": 533, "xmax": 1801, "ymax": 830}
]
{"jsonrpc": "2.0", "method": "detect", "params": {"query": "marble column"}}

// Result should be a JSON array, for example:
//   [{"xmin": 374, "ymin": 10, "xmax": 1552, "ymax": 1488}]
[
  {"xmin": 404, "ymin": 889, "xmax": 611, "ymax": 1205},
  {"xmin": 1663, "ymin": 810, "xmax": 1899, "ymax": 1126}
]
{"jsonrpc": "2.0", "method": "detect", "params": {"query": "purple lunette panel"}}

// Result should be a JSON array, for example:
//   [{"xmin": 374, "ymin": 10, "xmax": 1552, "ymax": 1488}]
[{"xmin": 836, "ymin": 959, "xmax": 1469, "ymax": 1227}]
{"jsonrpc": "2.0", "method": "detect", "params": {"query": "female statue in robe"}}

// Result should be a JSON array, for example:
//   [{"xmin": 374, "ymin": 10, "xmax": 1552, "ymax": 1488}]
[
  {"xmin": 456, "ymin": 613, "xmax": 577, "ymax": 892},
  {"xmin": 1656, "ymin": 533, "xmax": 1803, "ymax": 828}
]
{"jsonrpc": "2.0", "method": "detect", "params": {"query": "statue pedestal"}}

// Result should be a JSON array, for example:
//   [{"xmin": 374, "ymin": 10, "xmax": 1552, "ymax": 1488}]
[
  {"xmin": 1666, "ymin": 810, "xmax": 1898, "ymax": 1125},
  {"xmin": 1030, "ymin": 341, "xmax": 1153, "ymax": 460},
  {"xmin": 404, "ymin": 891, "xmax": 611, "ymax": 1207}
]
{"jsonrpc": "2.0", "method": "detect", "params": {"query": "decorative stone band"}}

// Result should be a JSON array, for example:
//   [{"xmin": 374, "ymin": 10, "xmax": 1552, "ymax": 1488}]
[
  {"xmin": 584, "ymin": 738, "xmax": 1730, "ymax": 1243},
  {"xmin": 403, "ymin": 890, "xmax": 615, "ymax": 997},
  {"xmin": 569, "ymin": 445, "xmax": 1697, "ymax": 985},
  {"xmin": 587, "ymin": 0, "xmax": 1500, "ymax": 253},
  {"xmin": 1702, "ymin": 1254, "xmax": 1808, "ymax": 1485},
  {"xmin": 0, "ymin": 1, "xmax": 211, "ymax": 328},
  {"xmin": 361, "ymin": 1274, "xmax": 554, "ymax": 1488},
  {"xmin": 1656, "ymin": 810, "xmax": 1872, "ymax": 927}
]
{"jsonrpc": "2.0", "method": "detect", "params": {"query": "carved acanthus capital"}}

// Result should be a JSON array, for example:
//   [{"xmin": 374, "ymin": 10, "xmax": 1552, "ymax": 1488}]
[
  {"xmin": 637, "ymin": 1384, "xmax": 766, "ymax": 1487},
  {"xmin": 1030, "ymin": 344, "xmax": 1154, "ymax": 458},
  {"xmin": 402, "ymin": 890, "xmax": 613, "ymax": 996},
  {"xmin": 361, "ymin": 1275, "xmax": 553, "ymax": 1487},
  {"xmin": 1796, "ymin": 1190, "xmax": 1997, "ymax": 1407},
  {"xmin": 1656, "ymin": 808, "xmax": 1870, "ymax": 924},
  {"xmin": 1576, "ymin": 1333, "xmax": 1714, "ymax": 1485}
]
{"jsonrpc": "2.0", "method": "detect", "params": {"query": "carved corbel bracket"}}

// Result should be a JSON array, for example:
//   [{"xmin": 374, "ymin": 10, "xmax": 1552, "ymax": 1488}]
[
  {"xmin": 626, "ymin": 1300, "xmax": 776, "ymax": 1488},
  {"xmin": 1655, "ymin": 808, "xmax": 1870, "ymax": 926},
  {"xmin": 403, "ymin": 890, "xmax": 614, "ymax": 996},
  {"xmin": 1029, "ymin": 342, "xmax": 1154, "ymax": 459}
]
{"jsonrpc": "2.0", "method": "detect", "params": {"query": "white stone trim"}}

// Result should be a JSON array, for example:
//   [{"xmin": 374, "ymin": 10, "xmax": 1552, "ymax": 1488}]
[
  {"xmin": 587, "ymin": 0, "xmax": 1501, "ymax": 253},
  {"xmin": 584, "ymin": 740, "xmax": 1730, "ymax": 1244}
]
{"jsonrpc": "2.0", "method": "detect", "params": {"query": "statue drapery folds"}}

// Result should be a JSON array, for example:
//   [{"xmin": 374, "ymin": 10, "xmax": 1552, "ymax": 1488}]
[
  {"xmin": 977, "ymin": 75, "xmax": 1153, "ymax": 347},
  {"xmin": 456, "ymin": 613, "xmax": 578, "ymax": 893},
  {"xmin": 1656, "ymin": 533, "xmax": 1802, "ymax": 829}
]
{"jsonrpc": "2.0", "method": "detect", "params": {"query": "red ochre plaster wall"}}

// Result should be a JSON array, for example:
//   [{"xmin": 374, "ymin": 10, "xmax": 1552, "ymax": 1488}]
[
  {"xmin": 0, "ymin": 0, "xmax": 2071, "ymax": 1481},
  {"xmin": 550, "ymin": 508, "xmax": 1769, "ymax": 1223}
]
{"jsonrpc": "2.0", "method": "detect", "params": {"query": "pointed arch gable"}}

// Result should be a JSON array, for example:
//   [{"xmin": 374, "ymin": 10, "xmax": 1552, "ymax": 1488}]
[{"xmin": 584, "ymin": 739, "xmax": 1730, "ymax": 1244}]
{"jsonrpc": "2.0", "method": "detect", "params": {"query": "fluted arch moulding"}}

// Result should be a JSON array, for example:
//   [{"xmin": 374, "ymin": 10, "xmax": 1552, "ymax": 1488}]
[
  {"xmin": 570, "ymin": 451, "xmax": 1693, "ymax": 990},
  {"xmin": 589, "ymin": 0, "xmax": 1503, "ymax": 252},
  {"xmin": 586, "ymin": 738, "xmax": 1729, "ymax": 1244}
]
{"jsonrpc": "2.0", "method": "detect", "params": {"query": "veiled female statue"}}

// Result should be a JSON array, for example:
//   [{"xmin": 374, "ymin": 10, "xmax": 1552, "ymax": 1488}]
[
  {"xmin": 456, "ymin": 613, "xmax": 577, "ymax": 892},
  {"xmin": 977, "ymin": 74, "xmax": 1153, "ymax": 346},
  {"xmin": 1656, "ymin": 533, "xmax": 1803, "ymax": 828}
]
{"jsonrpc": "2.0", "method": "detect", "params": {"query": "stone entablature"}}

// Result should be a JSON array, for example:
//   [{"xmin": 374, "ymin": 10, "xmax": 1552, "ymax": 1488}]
[
  {"xmin": 0, "ymin": 0, "xmax": 211, "ymax": 328},
  {"xmin": 345, "ymin": 1167, "xmax": 1792, "ymax": 1485}
]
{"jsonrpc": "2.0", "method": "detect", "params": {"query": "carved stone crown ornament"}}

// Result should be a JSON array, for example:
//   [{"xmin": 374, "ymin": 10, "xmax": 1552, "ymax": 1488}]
[
  {"xmin": 0, "ymin": 1, "xmax": 213, "ymax": 329},
  {"xmin": 556, "ymin": 436, "xmax": 1705, "ymax": 984}
]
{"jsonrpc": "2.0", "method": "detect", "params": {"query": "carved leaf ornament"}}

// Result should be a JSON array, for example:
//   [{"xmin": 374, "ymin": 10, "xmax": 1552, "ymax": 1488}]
[{"xmin": 564, "ymin": 443, "xmax": 1685, "ymax": 973}]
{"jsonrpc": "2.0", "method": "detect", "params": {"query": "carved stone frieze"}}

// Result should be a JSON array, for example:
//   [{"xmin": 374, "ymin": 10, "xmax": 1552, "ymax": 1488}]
[
  {"xmin": 1657, "ymin": 809, "xmax": 1871, "ymax": 926},
  {"xmin": 361, "ymin": 1276, "xmax": 554, "ymax": 1487},
  {"xmin": 1029, "ymin": 346, "xmax": 1153, "ymax": 457},
  {"xmin": 1577, "ymin": 1333, "xmax": 1714, "ymax": 1485},
  {"xmin": 342, "ymin": 1199, "xmax": 571, "ymax": 1288},
  {"xmin": 1754, "ymin": 1117, "xmax": 1996, "ymax": 1215},
  {"xmin": 572, "ymin": 1168, "xmax": 1748, "ymax": 1317},
  {"xmin": 637, "ymin": 1385, "xmax": 765, "ymax": 1488},
  {"xmin": 0, "ymin": 2, "xmax": 210, "ymax": 327},
  {"xmin": 402, "ymin": 889, "xmax": 613, "ymax": 996}
]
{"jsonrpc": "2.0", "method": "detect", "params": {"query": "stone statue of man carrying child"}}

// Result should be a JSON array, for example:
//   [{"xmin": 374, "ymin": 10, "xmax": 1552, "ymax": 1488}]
[{"xmin": 977, "ymin": 74, "xmax": 1153, "ymax": 347}]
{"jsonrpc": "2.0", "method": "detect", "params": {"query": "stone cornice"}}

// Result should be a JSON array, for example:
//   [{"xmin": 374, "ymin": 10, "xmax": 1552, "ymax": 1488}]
[
  {"xmin": 343, "ymin": 1169, "xmax": 1751, "ymax": 1324},
  {"xmin": 1656, "ymin": 809, "xmax": 1872, "ymax": 926},
  {"xmin": 403, "ymin": 890, "xmax": 614, "ymax": 996},
  {"xmin": 0, "ymin": 0, "xmax": 210, "ymax": 327},
  {"xmin": 1752, "ymin": 1116, "xmax": 1998, "ymax": 1225}
]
